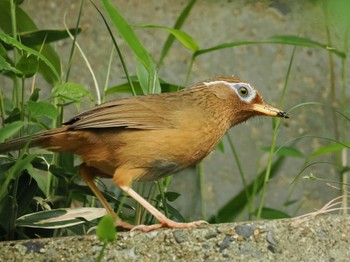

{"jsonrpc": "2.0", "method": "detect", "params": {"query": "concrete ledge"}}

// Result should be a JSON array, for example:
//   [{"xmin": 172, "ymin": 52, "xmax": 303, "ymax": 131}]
[{"xmin": 0, "ymin": 215, "xmax": 349, "ymax": 261}]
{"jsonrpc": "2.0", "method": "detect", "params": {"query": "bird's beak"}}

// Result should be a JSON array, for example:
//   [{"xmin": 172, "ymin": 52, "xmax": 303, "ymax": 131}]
[{"xmin": 252, "ymin": 103, "xmax": 289, "ymax": 118}]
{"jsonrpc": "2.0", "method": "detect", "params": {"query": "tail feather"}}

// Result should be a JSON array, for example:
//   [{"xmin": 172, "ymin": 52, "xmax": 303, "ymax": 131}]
[{"xmin": 0, "ymin": 126, "xmax": 68, "ymax": 153}]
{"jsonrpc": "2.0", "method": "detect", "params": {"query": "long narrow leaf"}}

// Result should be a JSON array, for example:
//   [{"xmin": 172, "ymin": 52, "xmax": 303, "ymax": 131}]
[
  {"xmin": 102, "ymin": 0, "xmax": 160, "ymax": 94},
  {"xmin": 137, "ymin": 24, "xmax": 198, "ymax": 52},
  {"xmin": 0, "ymin": 32, "xmax": 60, "ymax": 80},
  {"xmin": 102, "ymin": 0, "xmax": 153, "ymax": 72},
  {"xmin": 1, "ymin": 29, "xmax": 82, "ymax": 51},
  {"xmin": 16, "ymin": 208, "xmax": 107, "ymax": 229},
  {"xmin": 194, "ymin": 35, "xmax": 345, "ymax": 58},
  {"xmin": 0, "ymin": 154, "xmax": 37, "ymax": 203},
  {"xmin": 310, "ymin": 142, "xmax": 350, "ymax": 158},
  {"xmin": 90, "ymin": 0, "xmax": 136, "ymax": 96},
  {"xmin": 0, "ymin": 121, "xmax": 24, "ymax": 142},
  {"xmin": 158, "ymin": 0, "xmax": 197, "ymax": 65},
  {"xmin": 105, "ymin": 79, "xmax": 183, "ymax": 96}
]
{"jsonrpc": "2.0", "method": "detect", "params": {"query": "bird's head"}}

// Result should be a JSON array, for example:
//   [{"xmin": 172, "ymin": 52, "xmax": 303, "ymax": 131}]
[{"xmin": 201, "ymin": 76, "xmax": 289, "ymax": 126}]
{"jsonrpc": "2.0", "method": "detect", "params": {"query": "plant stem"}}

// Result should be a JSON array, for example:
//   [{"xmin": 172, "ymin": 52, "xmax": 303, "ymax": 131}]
[
  {"xmin": 97, "ymin": 242, "xmax": 107, "ymax": 262},
  {"xmin": 0, "ymin": 90, "xmax": 5, "ymax": 126},
  {"xmin": 340, "ymin": 58, "xmax": 348, "ymax": 215},
  {"xmin": 197, "ymin": 162, "xmax": 206, "ymax": 220},
  {"xmin": 10, "ymin": 0, "xmax": 19, "ymax": 109},
  {"xmin": 226, "ymin": 134, "xmax": 248, "ymax": 193},
  {"xmin": 65, "ymin": 0, "xmax": 83, "ymax": 82},
  {"xmin": 157, "ymin": 179, "xmax": 169, "ymax": 217},
  {"xmin": 256, "ymin": 48, "xmax": 295, "ymax": 219}
]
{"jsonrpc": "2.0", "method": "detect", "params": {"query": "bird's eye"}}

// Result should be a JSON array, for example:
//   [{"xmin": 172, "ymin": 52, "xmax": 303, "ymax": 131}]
[{"xmin": 238, "ymin": 86, "xmax": 249, "ymax": 97}]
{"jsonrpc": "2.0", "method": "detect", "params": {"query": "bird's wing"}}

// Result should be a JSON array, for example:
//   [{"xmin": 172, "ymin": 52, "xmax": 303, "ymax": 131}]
[{"xmin": 64, "ymin": 96, "xmax": 174, "ymax": 130}]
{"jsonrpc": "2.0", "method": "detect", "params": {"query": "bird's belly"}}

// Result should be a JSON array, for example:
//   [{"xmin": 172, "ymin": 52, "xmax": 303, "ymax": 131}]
[
  {"xmin": 74, "ymin": 127, "xmax": 225, "ymax": 181},
  {"xmin": 114, "ymin": 128, "xmax": 221, "ymax": 180},
  {"xmin": 137, "ymin": 160, "xmax": 183, "ymax": 181}
]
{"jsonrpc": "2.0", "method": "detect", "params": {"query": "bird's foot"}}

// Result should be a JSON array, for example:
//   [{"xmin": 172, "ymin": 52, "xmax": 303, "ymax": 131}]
[
  {"xmin": 87, "ymin": 217, "xmax": 134, "ymax": 234},
  {"xmin": 131, "ymin": 219, "xmax": 208, "ymax": 232}
]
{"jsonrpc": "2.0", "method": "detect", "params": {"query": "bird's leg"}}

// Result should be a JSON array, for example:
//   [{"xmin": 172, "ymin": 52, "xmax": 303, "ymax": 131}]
[
  {"xmin": 119, "ymin": 185, "xmax": 208, "ymax": 232},
  {"xmin": 79, "ymin": 164, "xmax": 133, "ymax": 230}
]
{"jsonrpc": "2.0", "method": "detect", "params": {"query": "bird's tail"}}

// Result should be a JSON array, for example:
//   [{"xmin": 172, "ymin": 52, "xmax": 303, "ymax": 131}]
[{"xmin": 0, "ymin": 126, "xmax": 68, "ymax": 153}]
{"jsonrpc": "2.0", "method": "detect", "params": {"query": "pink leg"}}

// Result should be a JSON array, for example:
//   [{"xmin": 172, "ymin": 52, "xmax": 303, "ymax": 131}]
[
  {"xmin": 120, "ymin": 185, "xmax": 208, "ymax": 232},
  {"xmin": 80, "ymin": 164, "xmax": 133, "ymax": 230}
]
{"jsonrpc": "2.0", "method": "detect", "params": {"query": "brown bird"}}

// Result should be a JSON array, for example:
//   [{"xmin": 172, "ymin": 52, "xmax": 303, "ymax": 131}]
[{"xmin": 0, "ymin": 76, "xmax": 288, "ymax": 231}]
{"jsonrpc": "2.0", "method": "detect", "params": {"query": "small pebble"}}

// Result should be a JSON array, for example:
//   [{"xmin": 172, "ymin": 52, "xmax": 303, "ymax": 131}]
[
  {"xmin": 219, "ymin": 236, "xmax": 232, "ymax": 251},
  {"xmin": 22, "ymin": 241, "xmax": 45, "ymax": 254},
  {"xmin": 204, "ymin": 230, "xmax": 218, "ymax": 240},
  {"xmin": 266, "ymin": 232, "xmax": 277, "ymax": 246},
  {"xmin": 173, "ymin": 230, "xmax": 188, "ymax": 243},
  {"xmin": 235, "ymin": 225, "xmax": 255, "ymax": 239},
  {"xmin": 202, "ymin": 243, "xmax": 211, "ymax": 250}
]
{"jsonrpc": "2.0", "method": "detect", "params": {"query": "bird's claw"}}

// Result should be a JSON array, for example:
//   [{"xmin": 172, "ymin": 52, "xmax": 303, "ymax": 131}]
[{"xmin": 131, "ymin": 220, "xmax": 208, "ymax": 232}]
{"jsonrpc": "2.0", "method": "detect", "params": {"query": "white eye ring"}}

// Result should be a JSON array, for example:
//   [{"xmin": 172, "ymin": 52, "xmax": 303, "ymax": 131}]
[
  {"xmin": 203, "ymin": 80, "xmax": 256, "ymax": 103},
  {"xmin": 230, "ymin": 83, "xmax": 256, "ymax": 103}
]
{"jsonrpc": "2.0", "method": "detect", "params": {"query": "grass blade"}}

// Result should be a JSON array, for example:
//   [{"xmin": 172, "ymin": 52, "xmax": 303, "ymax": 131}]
[
  {"xmin": 0, "ymin": 32, "xmax": 60, "ymax": 81},
  {"xmin": 102, "ymin": 0, "xmax": 160, "ymax": 94},
  {"xmin": 138, "ymin": 24, "xmax": 198, "ymax": 52},
  {"xmin": 158, "ymin": 0, "xmax": 197, "ymax": 65},
  {"xmin": 194, "ymin": 35, "xmax": 346, "ymax": 58},
  {"xmin": 102, "ymin": 0, "xmax": 153, "ymax": 71}
]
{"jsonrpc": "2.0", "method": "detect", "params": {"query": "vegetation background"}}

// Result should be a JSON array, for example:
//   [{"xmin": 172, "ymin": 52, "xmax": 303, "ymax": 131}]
[{"xmin": 0, "ymin": 0, "xmax": 349, "ymax": 241}]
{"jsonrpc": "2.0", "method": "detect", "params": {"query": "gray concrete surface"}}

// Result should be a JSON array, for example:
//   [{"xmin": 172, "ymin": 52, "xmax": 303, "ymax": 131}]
[
  {"xmin": 2, "ymin": 0, "xmax": 348, "ymax": 221},
  {"xmin": 0, "ymin": 215, "xmax": 349, "ymax": 261}
]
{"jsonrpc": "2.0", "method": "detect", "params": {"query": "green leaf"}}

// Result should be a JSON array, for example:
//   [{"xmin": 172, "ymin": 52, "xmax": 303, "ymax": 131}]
[
  {"xmin": 216, "ymin": 140, "xmax": 225, "ymax": 153},
  {"xmin": 257, "ymin": 207, "xmax": 291, "ymax": 219},
  {"xmin": 4, "ymin": 108, "xmax": 21, "ymax": 124},
  {"xmin": 27, "ymin": 164, "xmax": 48, "ymax": 198},
  {"xmin": 1, "ymin": 29, "xmax": 82, "ymax": 50},
  {"xmin": 102, "ymin": 0, "xmax": 160, "ymax": 94},
  {"xmin": 0, "ymin": 43, "xmax": 8, "ymax": 57},
  {"xmin": 27, "ymin": 100, "xmax": 59, "ymax": 120},
  {"xmin": 102, "ymin": 0, "xmax": 153, "ymax": 71},
  {"xmin": 156, "ymin": 192, "xmax": 181, "ymax": 202},
  {"xmin": 0, "ymin": 32, "xmax": 60, "ymax": 81},
  {"xmin": 194, "ymin": 40, "xmax": 264, "ymax": 57},
  {"xmin": 0, "ymin": 54, "xmax": 21, "ymax": 74},
  {"xmin": 29, "ymin": 88, "xmax": 40, "ymax": 102},
  {"xmin": 96, "ymin": 215, "xmax": 116, "ymax": 243},
  {"xmin": 15, "ymin": 53, "xmax": 39, "ymax": 78},
  {"xmin": 16, "ymin": 208, "xmax": 107, "ymax": 229},
  {"xmin": 158, "ymin": 0, "xmax": 197, "ymax": 65},
  {"xmin": 194, "ymin": 36, "xmax": 346, "ymax": 58},
  {"xmin": 16, "ymin": 172, "xmax": 38, "ymax": 217},
  {"xmin": 52, "ymin": 82, "xmax": 93, "ymax": 103},
  {"xmin": 0, "ymin": 1, "xmax": 61, "ymax": 84},
  {"xmin": 268, "ymin": 35, "xmax": 346, "ymax": 58},
  {"xmin": 0, "ymin": 121, "xmax": 24, "ymax": 142},
  {"xmin": 137, "ymin": 24, "xmax": 199, "ymax": 52},
  {"xmin": 263, "ymin": 146, "xmax": 304, "ymax": 158},
  {"xmin": 136, "ymin": 58, "xmax": 150, "ymax": 95},
  {"xmin": 105, "ymin": 78, "xmax": 183, "ymax": 96},
  {"xmin": 38, "ymin": 45, "xmax": 61, "ymax": 84},
  {"xmin": 310, "ymin": 142, "xmax": 350, "ymax": 158},
  {"xmin": 0, "ymin": 1, "xmax": 36, "ymax": 34},
  {"xmin": 0, "ymin": 154, "xmax": 37, "ymax": 203},
  {"xmin": 163, "ymin": 202, "xmax": 185, "ymax": 222},
  {"xmin": 106, "ymin": 81, "xmax": 144, "ymax": 96}
]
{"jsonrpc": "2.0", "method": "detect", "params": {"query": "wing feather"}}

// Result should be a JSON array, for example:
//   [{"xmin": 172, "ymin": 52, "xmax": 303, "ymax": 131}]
[{"xmin": 64, "ymin": 95, "xmax": 175, "ymax": 130}]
